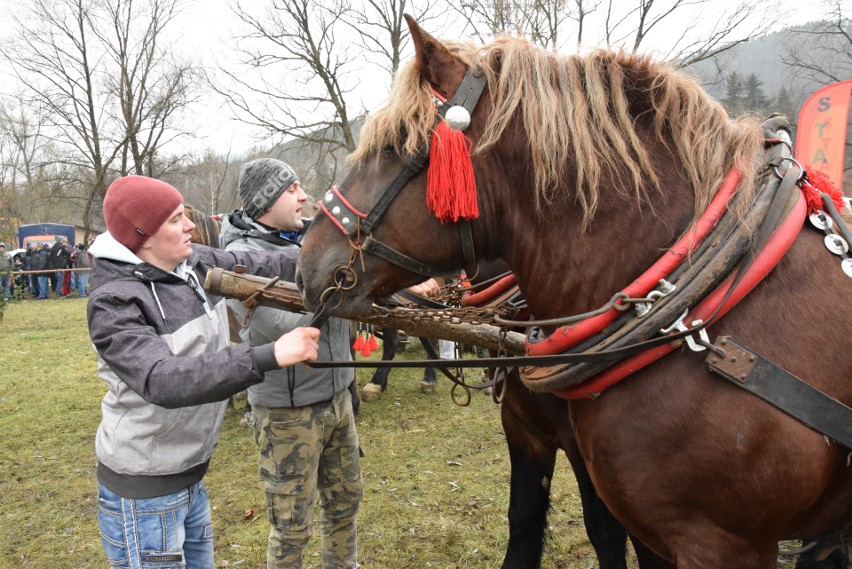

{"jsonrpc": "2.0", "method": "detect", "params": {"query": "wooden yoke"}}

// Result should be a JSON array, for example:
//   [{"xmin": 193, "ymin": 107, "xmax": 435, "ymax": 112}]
[{"xmin": 204, "ymin": 267, "xmax": 526, "ymax": 355}]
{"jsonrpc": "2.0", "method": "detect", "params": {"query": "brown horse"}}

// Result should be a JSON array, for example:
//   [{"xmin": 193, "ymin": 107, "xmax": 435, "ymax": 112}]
[{"xmin": 296, "ymin": 16, "xmax": 852, "ymax": 569}]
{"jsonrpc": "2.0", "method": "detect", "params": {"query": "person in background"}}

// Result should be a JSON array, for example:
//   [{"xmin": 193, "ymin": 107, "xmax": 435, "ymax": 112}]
[
  {"xmin": 71, "ymin": 243, "xmax": 92, "ymax": 297},
  {"xmin": 23, "ymin": 243, "xmax": 37, "ymax": 297},
  {"xmin": 0, "ymin": 244, "xmax": 11, "ymax": 301},
  {"xmin": 32, "ymin": 243, "xmax": 51, "ymax": 299},
  {"xmin": 48, "ymin": 235, "xmax": 71, "ymax": 297},
  {"xmin": 220, "ymin": 158, "xmax": 361, "ymax": 569},
  {"xmin": 87, "ymin": 174, "xmax": 321, "ymax": 568}
]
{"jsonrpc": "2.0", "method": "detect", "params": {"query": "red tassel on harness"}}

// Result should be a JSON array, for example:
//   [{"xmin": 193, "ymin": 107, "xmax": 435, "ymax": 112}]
[
  {"xmin": 360, "ymin": 333, "xmax": 373, "ymax": 357},
  {"xmin": 352, "ymin": 333, "xmax": 364, "ymax": 351},
  {"xmin": 426, "ymin": 119, "xmax": 478, "ymax": 223},
  {"xmin": 801, "ymin": 167, "xmax": 845, "ymax": 214},
  {"xmin": 367, "ymin": 332, "xmax": 379, "ymax": 351}
]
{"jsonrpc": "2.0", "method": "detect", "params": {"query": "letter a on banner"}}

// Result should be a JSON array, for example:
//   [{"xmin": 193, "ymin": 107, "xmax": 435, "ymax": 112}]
[{"xmin": 795, "ymin": 80, "xmax": 852, "ymax": 194}]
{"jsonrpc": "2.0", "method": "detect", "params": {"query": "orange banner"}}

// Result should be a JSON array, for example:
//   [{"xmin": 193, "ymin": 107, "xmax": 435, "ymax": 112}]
[{"xmin": 795, "ymin": 80, "xmax": 852, "ymax": 194}]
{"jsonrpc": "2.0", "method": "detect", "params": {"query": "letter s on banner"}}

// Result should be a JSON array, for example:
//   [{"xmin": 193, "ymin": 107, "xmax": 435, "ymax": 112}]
[{"xmin": 795, "ymin": 80, "xmax": 852, "ymax": 194}]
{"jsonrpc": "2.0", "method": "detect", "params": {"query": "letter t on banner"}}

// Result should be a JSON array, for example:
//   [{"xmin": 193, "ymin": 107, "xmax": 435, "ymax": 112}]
[{"xmin": 795, "ymin": 80, "xmax": 852, "ymax": 194}]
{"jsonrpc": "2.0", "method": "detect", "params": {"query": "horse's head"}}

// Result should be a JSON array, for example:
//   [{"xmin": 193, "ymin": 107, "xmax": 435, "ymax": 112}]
[
  {"xmin": 297, "ymin": 16, "xmax": 766, "ymax": 320},
  {"xmin": 297, "ymin": 16, "xmax": 503, "ymax": 316}
]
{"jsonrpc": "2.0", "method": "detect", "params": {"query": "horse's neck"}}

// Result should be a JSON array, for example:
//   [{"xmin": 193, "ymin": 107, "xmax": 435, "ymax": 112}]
[{"xmin": 499, "ymin": 183, "xmax": 695, "ymax": 320}]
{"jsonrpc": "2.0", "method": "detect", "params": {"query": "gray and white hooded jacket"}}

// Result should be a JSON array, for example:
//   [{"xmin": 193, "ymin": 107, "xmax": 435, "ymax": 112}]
[
  {"xmin": 219, "ymin": 211, "xmax": 354, "ymax": 408},
  {"xmin": 87, "ymin": 232, "xmax": 299, "ymax": 498}
]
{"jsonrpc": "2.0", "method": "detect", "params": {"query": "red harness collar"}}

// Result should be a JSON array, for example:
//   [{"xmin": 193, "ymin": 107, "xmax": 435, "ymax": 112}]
[
  {"xmin": 526, "ymin": 169, "xmax": 743, "ymax": 359},
  {"xmin": 557, "ymin": 192, "xmax": 806, "ymax": 399},
  {"xmin": 516, "ymin": 167, "xmax": 810, "ymax": 400}
]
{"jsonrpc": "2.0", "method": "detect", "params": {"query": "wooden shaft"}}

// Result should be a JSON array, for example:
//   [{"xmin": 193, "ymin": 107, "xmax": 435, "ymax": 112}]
[{"xmin": 204, "ymin": 267, "xmax": 526, "ymax": 355}]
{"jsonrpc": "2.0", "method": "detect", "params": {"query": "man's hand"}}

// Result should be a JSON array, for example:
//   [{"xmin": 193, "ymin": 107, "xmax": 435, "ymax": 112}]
[
  {"xmin": 406, "ymin": 278, "xmax": 440, "ymax": 298},
  {"xmin": 274, "ymin": 326, "xmax": 320, "ymax": 367}
]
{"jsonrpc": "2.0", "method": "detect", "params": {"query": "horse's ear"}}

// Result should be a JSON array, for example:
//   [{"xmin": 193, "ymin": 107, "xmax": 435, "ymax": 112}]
[{"xmin": 404, "ymin": 14, "xmax": 466, "ymax": 99}]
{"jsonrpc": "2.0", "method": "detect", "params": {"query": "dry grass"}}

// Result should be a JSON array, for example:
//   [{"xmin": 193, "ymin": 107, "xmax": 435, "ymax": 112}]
[{"xmin": 0, "ymin": 298, "xmax": 602, "ymax": 569}]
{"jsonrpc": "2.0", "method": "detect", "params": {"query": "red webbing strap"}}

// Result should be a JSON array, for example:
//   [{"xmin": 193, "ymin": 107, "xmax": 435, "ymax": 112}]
[
  {"xmin": 555, "ymin": 192, "xmax": 807, "ymax": 400},
  {"xmin": 527, "ymin": 169, "xmax": 742, "ymax": 357}
]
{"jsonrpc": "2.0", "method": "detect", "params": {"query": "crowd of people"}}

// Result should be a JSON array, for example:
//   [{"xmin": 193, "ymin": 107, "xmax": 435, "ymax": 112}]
[{"xmin": 0, "ymin": 236, "xmax": 93, "ymax": 300}]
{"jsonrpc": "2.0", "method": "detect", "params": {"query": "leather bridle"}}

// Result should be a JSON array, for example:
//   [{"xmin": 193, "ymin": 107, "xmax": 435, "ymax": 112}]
[{"xmin": 317, "ymin": 68, "xmax": 488, "ymax": 281}]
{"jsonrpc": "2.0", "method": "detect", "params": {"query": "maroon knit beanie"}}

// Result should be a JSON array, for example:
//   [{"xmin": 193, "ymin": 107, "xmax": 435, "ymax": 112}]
[{"xmin": 103, "ymin": 175, "xmax": 184, "ymax": 253}]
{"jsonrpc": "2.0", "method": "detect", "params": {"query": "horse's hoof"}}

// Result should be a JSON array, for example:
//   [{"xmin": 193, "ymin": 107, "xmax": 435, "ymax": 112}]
[
  {"xmin": 420, "ymin": 381, "xmax": 435, "ymax": 393},
  {"xmin": 361, "ymin": 383, "xmax": 382, "ymax": 401}
]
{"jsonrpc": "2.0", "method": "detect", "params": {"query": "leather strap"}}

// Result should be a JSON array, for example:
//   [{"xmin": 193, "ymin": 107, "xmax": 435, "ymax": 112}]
[
  {"xmin": 707, "ymin": 336, "xmax": 852, "ymax": 449},
  {"xmin": 361, "ymin": 237, "xmax": 456, "ymax": 277}
]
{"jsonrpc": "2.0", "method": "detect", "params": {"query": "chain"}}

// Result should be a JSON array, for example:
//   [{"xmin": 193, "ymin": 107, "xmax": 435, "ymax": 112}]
[{"xmin": 371, "ymin": 303, "xmax": 517, "ymax": 326}]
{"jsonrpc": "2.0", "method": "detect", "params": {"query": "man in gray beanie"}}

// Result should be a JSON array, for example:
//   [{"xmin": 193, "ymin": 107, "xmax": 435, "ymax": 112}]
[{"xmin": 220, "ymin": 158, "xmax": 361, "ymax": 569}]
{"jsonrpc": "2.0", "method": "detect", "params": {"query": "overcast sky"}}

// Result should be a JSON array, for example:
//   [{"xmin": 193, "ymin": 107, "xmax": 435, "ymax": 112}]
[{"xmin": 0, "ymin": 0, "xmax": 824, "ymax": 158}]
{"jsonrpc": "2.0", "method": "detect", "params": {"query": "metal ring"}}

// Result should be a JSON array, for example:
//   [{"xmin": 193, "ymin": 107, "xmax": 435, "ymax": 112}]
[
  {"xmin": 332, "ymin": 265, "xmax": 358, "ymax": 291},
  {"xmin": 773, "ymin": 157, "xmax": 804, "ymax": 181}
]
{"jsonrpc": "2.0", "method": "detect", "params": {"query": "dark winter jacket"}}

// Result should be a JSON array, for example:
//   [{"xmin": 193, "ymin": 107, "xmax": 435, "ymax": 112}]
[
  {"xmin": 31, "ymin": 248, "xmax": 50, "ymax": 271},
  {"xmin": 219, "ymin": 211, "xmax": 354, "ymax": 408},
  {"xmin": 87, "ymin": 232, "xmax": 299, "ymax": 499},
  {"xmin": 47, "ymin": 241, "xmax": 71, "ymax": 270}
]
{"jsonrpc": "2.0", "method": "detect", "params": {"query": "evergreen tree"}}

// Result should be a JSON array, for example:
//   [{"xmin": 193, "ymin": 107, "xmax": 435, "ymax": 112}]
[
  {"xmin": 774, "ymin": 87, "xmax": 798, "ymax": 123},
  {"xmin": 723, "ymin": 72, "xmax": 746, "ymax": 114},
  {"xmin": 744, "ymin": 73, "xmax": 771, "ymax": 113}
]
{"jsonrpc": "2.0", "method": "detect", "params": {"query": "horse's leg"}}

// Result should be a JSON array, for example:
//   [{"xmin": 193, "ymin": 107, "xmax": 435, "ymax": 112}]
[
  {"xmin": 362, "ymin": 327, "xmax": 397, "ymax": 401},
  {"xmin": 500, "ymin": 404, "xmax": 555, "ymax": 569},
  {"xmin": 419, "ymin": 337, "xmax": 439, "ymax": 393},
  {"xmin": 421, "ymin": 365, "xmax": 437, "ymax": 393},
  {"xmin": 794, "ymin": 545, "xmax": 850, "ymax": 569}
]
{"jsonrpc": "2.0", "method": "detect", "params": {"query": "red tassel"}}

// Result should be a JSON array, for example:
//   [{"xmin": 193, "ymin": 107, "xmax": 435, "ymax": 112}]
[
  {"xmin": 368, "ymin": 333, "xmax": 378, "ymax": 351},
  {"xmin": 360, "ymin": 339, "xmax": 372, "ymax": 357},
  {"xmin": 427, "ymin": 120, "xmax": 478, "ymax": 223},
  {"xmin": 801, "ymin": 166, "xmax": 845, "ymax": 214},
  {"xmin": 352, "ymin": 334, "xmax": 364, "ymax": 351}
]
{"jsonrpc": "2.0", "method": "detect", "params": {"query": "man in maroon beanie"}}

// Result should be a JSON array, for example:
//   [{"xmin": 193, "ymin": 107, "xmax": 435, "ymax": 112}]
[{"xmin": 87, "ymin": 175, "xmax": 321, "ymax": 568}]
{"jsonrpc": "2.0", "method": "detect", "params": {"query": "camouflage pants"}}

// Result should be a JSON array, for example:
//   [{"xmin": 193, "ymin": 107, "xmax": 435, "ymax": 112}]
[{"xmin": 250, "ymin": 388, "xmax": 362, "ymax": 569}]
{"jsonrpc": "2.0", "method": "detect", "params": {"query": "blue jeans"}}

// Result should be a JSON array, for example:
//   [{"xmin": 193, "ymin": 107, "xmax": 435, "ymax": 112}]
[
  {"xmin": 97, "ymin": 480, "xmax": 214, "ymax": 568},
  {"xmin": 76, "ymin": 271, "xmax": 89, "ymax": 296},
  {"xmin": 37, "ymin": 275, "xmax": 49, "ymax": 298},
  {"xmin": 55, "ymin": 271, "xmax": 65, "ymax": 294},
  {"xmin": 0, "ymin": 275, "xmax": 9, "ymax": 299}
]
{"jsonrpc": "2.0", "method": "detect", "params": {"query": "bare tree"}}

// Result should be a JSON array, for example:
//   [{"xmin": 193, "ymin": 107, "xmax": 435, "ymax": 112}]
[
  {"xmin": 455, "ymin": 0, "xmax": 530, "ymax": 42},
  {"xmin": 1, "ymin": 0, "xmax": 196, "ymax": 231},
  {"xmin": 214, "ymin": 0, "xmax": 448, "ymax": 195},
  {"xmin": 179, "ymin": 148, "xmax": 236, "ymax": 215},
  {"xmin": 345, "ymin": 0, "xmax": 445, "ymax": 75},
  {"xmin": 95, "ymin": 0, "xmax": 199, "ymax": 177},
  {"xmin": 216, "ymin": 0, "xmax": 358, "ymax": 154},
  {"xmin": 601, "ymin": 0, "xmax": 779, "ymax": 66},
  {"xmin": 782, "ymin": 0, "xmax": 851, "ymax": 85},
  {"xmin": 782, "ymin": 0, "xmax": 851, "ymax": 179},
  {"xmin": 452, "ymin": 0, "xmax": 779, "ymax": 62}
]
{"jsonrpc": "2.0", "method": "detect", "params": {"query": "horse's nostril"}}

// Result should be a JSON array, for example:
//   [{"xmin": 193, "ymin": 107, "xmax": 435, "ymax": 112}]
[{"xmin": 295, "ymin": 270, "xmax": 303, "ymax": 292}]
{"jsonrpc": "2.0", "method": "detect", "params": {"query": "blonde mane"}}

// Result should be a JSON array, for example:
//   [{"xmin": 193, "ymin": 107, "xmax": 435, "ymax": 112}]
[{"xmin": 352, "ymin": 36, "xmax": 765, "ymax": 226}]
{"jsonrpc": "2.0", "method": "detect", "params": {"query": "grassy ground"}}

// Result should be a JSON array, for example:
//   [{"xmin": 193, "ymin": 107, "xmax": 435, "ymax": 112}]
[
  {"xmin": 0, "ymin": 299, "xmax": 807, "ymax": 568},
  {"xmin": 0, "ymin": 298, "xmax": 605, "ymax": 569}
]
